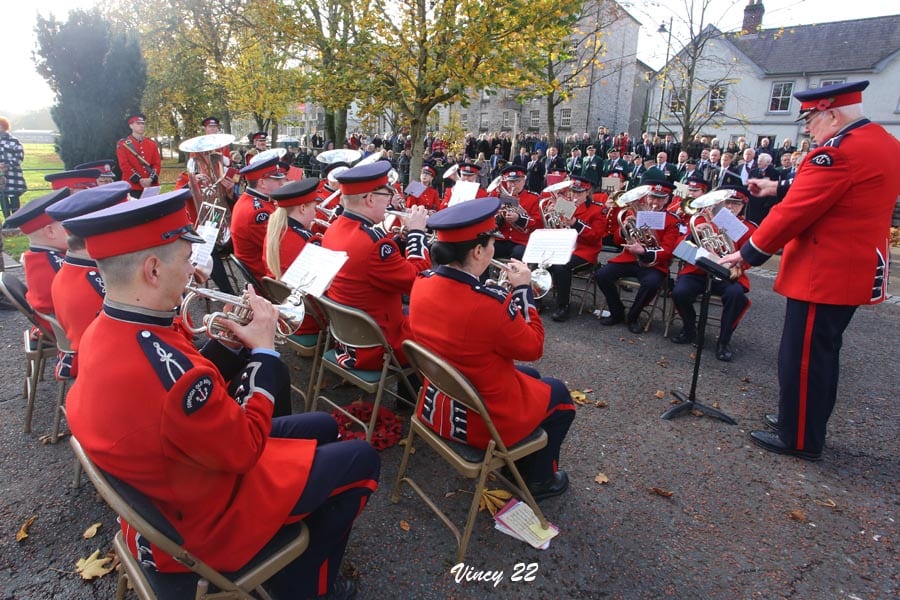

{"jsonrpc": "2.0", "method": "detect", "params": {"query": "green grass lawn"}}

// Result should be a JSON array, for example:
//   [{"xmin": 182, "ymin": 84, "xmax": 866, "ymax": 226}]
[{"xmin": 3, "ymin": 143, "xmax": 184, "ymax": 259}]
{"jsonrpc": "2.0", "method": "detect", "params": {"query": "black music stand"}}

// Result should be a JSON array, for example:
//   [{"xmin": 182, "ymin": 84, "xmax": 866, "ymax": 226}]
[{"xmin": 661, "ymin": 255, "xmax": 736, "ymax": 424}]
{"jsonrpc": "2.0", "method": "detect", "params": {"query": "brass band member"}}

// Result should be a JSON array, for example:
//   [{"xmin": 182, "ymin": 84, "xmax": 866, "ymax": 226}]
[
  {"xmin": 671, "ymin": 185, "xmax": 756, "ymax": 362},
  {"xmin": 490, "ymin": 164, "xmax": 542, "ymax": 261},
  {"xmin": 264, "ymin": 178, "xmax": 320, "ymax": 280},
  {"xmin": 409, "ymin": 198, "xmax": 574, "ymax": 500},
  {"xmin": 547, "ymin": 175, "xmax": 607, "ymax": 322},
  {"xmin": 231, "ymin": 156, "xmax": 287, "ymax": 281}
]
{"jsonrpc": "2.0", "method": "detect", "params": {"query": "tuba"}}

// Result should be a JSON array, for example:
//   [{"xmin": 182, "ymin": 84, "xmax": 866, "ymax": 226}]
[
  {"xmin": 615, "ymin": 185, "xmax": 661, "ymax": 261},
  {"xmin": 539, "ymin": 180, "xmax": 573, "ymax": 229},
  {"xmin": 180, "ymin": 134, "xmax": 236, "ymax": 247},
  {"xmin": 687, "ymin": 189, "xmax": 742, "ymax": 280}
]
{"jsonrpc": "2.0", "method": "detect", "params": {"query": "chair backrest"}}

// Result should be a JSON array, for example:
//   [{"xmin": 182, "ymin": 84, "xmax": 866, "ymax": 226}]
[
  {"xmin": 318, "ymin": 295, "xmax": 389, "ymax": 350},
  {"xmin": 36, "ymin": 312, "xmax": 73, "ymax": 353},
  {"xmin": 260, "ymin": 277, "xmax": 327, "ymax": 330},
  {"xmin": 401, "ymin": 340, "xmax": 508, "ymax": 451},
  {"xmin": 0, "ymin": 272, "xmax": 55, "ymax": 341},
  {"xmin": 227, "ymin": 255, "xmax": 264, "ymax": 295}
]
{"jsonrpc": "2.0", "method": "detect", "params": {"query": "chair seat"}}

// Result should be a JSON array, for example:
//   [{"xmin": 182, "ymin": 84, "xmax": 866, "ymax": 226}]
[
  {"xmin": 322, "ymin": 349, "xmax": 387, "ymax": 384},
  {"xmin": 287, "ymin": 333, "xmax": 319, "ymax": 351}
]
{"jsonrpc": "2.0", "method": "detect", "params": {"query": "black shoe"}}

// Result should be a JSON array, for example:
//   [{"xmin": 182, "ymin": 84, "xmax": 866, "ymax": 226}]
[
  {"xmin": 749, "ymin": 430, "xmax": 821, "ymax": 462},
  {"xmin": 318, "ymin": 575, "xmax": 358, "ymax": 600},
  {"xmin": 763, "ymin": 414, "xmax": 779, "ymax": 430},
  {"xmin": 716, "ymin": 342, "xmax": 733, "ymax": 362},
  {"xmin": 527, "ymin": 470, "xmax": 569, "ymax": 501},
  {"xmin": 627, "ymin": 320, "xmax": 643, "ymax": 334},
  {"xmin": 551, "ymin": 305, "xmax": 571, "ymax": 322},
  {"xmin": 599, "ymin": 313, "xmax": 623, "ymax": 326},
  {"xmin": 671, "ymin": 329, "xmax": 696, "ymax": 345}
]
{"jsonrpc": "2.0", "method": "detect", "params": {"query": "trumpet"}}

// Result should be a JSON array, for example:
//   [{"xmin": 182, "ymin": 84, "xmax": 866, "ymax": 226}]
[
  {"xmin": 181, "ymin": 284, "xmax": 306, "ymax": 344},
  {"xmin": 487, "ymin": 259, "xmax": 553, "ymax": 299}
]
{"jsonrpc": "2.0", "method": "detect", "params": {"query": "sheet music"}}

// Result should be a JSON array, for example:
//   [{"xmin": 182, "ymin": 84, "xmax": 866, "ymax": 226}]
[
  {"xmin": 404, "ymin": 181, "xmax": 427, "ymax": 198},
  {"xmin": 712, "ymin": 208, "xmax": 748, "ymax": 242},
  {"xmin": 601, "ymin": 176, "xmax": 623, "ymax": 193},
  {"xmin": 554, "ymin": 198, "xmax": 577, "ymax": 219},
  {"xmin": 522, "ymin": 229, "xmax": 577, "ymax": 265},
  {"xmin": 636, "ymin": 210, "xmax": 666, "ymax": 230},
  {"xmin": 281, "ymin": 244, "xmax": 349, "ymax": 297},
  {"xmin": 189, "ymin": 222, "xmax": 219, "ymax": 274},
  {"xmin": 673, "ymin": 182, "xmax": 690, "ymax": 198},
  {"xmin": 139, "ymin": 186, "xmax": 161, "ymax": 198},
  {"xmin": 448, "ymin": 181, "xmax": 481, "ymax": 206},
  {"xmin": 494, "ymin": 499, "xmax": 559, "ymax": 549}
]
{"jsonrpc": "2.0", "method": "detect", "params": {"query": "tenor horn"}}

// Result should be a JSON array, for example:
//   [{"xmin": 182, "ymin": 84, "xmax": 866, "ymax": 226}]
[
  {"xmin": 488, "ymin": 259, "xmax": 553, "ymax": 300},
  {"xmin": 181, "ymin": 285, "xmax": 306, "ymax": 344}
]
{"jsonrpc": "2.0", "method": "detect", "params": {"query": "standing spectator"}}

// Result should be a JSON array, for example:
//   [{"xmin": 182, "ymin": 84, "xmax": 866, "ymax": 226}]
[
  {"xmin": 0, "ymin": 117, "xmax": 26, "ymax": 218},
  {"xmin": 526, "ymin": 152, "xmax": 545, "ymax": 193},
  {"xmin": 397, "ymin": 149, "xmax": 412, "ymax": 188}
]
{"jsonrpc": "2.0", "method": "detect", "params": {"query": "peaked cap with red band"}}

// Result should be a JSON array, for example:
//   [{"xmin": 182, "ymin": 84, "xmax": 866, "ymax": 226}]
[
  {"xmin": 75, "ymin": 160, "xmax": 117, "ymax": 180},
  {"xmin": 794, "ymin": 80, "xmax": 868, "ymax": 121},
  {"xmin": 421, "ymin": 164, "xmax": 437, "ymax": 178},
  {"xmin": 239, "ymin": 156, "xmax": 286, "ymax": 181},
  {"xmin": 501, "ymin": 164, "xmax": 526, "ymax": 180},
  {"xmin": 269, "ymin": 178, "xmax": 319, "ymax": 207},
  {"xmin": 335, "ymin": 161, "xmax": 391, "ymax": 195},
  {"xmin": 2, "ymin": 188, "xmax": 70, "ymax": 234},
  {"xmin": 427, "ymin": 197, "xmax": 501, "ymax": 243},
  {"xmin": 458, "ymin": 163, "xmax": 481, "ymax": 175},
  {"xmin": 47, "ymin": 181, "xmax": 132, "ymax": 223},
  {"xmin": 127, "ymin": 113, "xmax": 145, "ymax": 125},
  {"xmin": 62, "ymin": 189, "xmax": 203, "ymax": 260},
  {"xmin": 44, "ymin": 169, "xmax": 102, "ymax": 191}
]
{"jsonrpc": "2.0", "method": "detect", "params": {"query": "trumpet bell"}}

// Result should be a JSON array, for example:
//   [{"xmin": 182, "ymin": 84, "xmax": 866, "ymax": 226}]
[
  {"xmin": 615, "ymin": 185, "xmax": 652, "ymax": 207},
  {"xmin": 486, "ymin": 175, "xmax": 503, "ymax": 193},
  {"xmin": 690, "ymin": 188, "xmax": 739, "ymax": 210},
  {"xmin": 442, "ymin": 163, "xmax": 459, "ymax": 179},
  {"xmin": 316, "ymin": 149, "xmax": 362, "ymax": 165},
  {"xmin": 179, "ymin": 133, "xmax": 235, "ymax": 154},
  {"xmin": 355, "ymin": 150, "xmax": 385, "ymax": 167},
  {"xmin": 249, "ymin": 148, "xmax": 288, "ymax": 165},
  {"xmin": 543, "ymin": 179, "xmax": 573, "ymax": 194}
]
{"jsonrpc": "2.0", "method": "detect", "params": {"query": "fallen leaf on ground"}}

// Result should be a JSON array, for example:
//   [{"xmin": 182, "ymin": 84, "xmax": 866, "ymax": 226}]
[
  {"xmin": 399, "ymin": 520, "xmax": 410, "ymax": 531},
  {"xmin": 479, "ymin": 489, "xmax": 513, "ymax": 515},
  {"xmin": 649, "ymin": 487, "xmax": 674, "ymax": 498},
  {"xmin": 654, "ymin": 390, "xmax": 665, "ymax": 399},
  {"xmin": 583, "ymin": 388, "xmax": 593, "ymax": 393},
  {"xmin": 594, "ymin": 400, "xmax": 608, "ymax": 408},
  {"xmin": 739, "ymin": 386, "xmax": 748, "ymax": 392},
  {"xmin": 712, "ymin": 401, "xmax": 720, "ymax": 409},
  {"xmin": 570, "ymin": 390, "xmax": 588, "ymax": 404},
  {"xmin": 790, "ymin": 510, "xmax": 807, "ymax": 522},
  {"xmin": 76, "ymin": 550, "xmax": 114, "ymax": 580},
  {"xmin": 690, "ymin": 409, "xmax": 703, "ymax": 417},
  {"xmin": 16, "ymin": 516, "xmax": 36, "ymax": 542},
  {"xmin": 813, "ymin": 498, "xmax": 837, "ymax": 508},
  {"xmin": 38, "ymin": 434, "xmax": 55, "ymax": 445},
  {"xmin": 83, "ymin": 523, "xmax": 102, "ymax": 539},
  {"xmin": 740, "ymin": 376, "xmax": 751, "ymax": 383},
  {"xmin": 595, "ymin": 472, "xmax": 609, "ymax": 484},
  {"xmin": 656, "ymin": 359, "xmax": 668, "ymax": 368}
]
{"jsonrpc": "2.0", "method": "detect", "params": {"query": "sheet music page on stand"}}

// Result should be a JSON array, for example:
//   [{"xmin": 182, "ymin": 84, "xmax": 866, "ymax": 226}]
[
  {"xmin": 404, "ymin": 181, "xmax": 427, "ymax": 198},
  {"xmin": 636, "ymin": 210, "xmax": 666, "ymax": 230},
  {"xmin": 448, "ymin": 181, "xmax": 480, "ymax": 206},
  {"xmin": 522, "ymin": 229, "xmax": 577, "ymax": 265},
  {"xmin": 281, "ymin": 244, "xmax": 349, "ymax": 297},
  {"xmin": 189, "ymin": 222, "xmax": 219, "ymax": 273},
  {"xmin": 712, "ymin": 208, "xmax": 748, "ymax": 242}
]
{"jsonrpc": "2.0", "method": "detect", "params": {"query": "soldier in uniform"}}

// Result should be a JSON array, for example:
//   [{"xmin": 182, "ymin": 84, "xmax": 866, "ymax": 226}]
[
  {"xmin": 407, "ymin": 164, "xmax": 441, "ymax": 211},
  {"xmin": 671, "ymin": 184, "xmax": 757, "ymax": 362},
  {"xmin": 489, "ymin": 165, "xmax": 541, "ymax": 261},
  {"xmin": 116, "ymin": 113, "xmax": 161, "ymax": 194},
  {"xmin": 602, "ymin": 148, "xmax": 629, "ymax": 179},
  {"xmin": 321, "ymin": 161, "xmax": 430, "ymax": 371},
  {"xmin": 580, "ymin": 145, "xmax": 603, "ymax": 187},
  {"xmin": 46, "ymin": 182, "xmax": 132, "ymax": 377},
  {"xmin": 547, "ymin": 175, "xmax": 607, "ymax": 322},
  {"xmin": 63, "ymin": 190, "xmax": 378, "ymax": 599},
  {"xmin": 409, "ymin": 198, "xmax": 574, "ymax": 500},
  {"xmin": 720, "ymin": 80, "xmax": 900, "ymax": 461},
  {"xmin": 244, "ymin": 131, "xmax": 269, "ymax": 164},
  {"xmin": 594, "ymin": 177, "xmax": 681, "ymax": 334},
  {"xmin": 2, "ymin": 189, "xmax": 70, "ymax": 334},
  {"xmin": 231, "ymin": 156, "xmax": 287, "ymax": 282}
]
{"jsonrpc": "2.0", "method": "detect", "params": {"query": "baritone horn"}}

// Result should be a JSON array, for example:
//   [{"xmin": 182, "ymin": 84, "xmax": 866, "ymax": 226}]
[
  {"xmin": 181, "ymin": 284, "xmax": 306, "ymax": 344},
  {"xmin": 488, "ymin": 259, "xmax": 553, "ymax": 300},
  {"xmin": 688, "ymin": 189, "xmax": 742, "ymax": 280},
  {"xmin": 539, "ymin": 179, "xmax": 573, "ymax": 229}
]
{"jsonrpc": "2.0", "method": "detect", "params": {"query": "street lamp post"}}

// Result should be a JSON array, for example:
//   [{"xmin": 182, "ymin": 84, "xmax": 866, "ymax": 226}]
[{"xmin": 655, "ymin": 18, "xmax": 673, "ymax": 138}]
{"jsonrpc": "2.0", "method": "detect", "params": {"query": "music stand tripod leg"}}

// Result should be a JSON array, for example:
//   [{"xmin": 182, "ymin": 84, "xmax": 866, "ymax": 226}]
[{"xmin": 661, "ymin": 274, "xmax": 736, "ymax": 425}]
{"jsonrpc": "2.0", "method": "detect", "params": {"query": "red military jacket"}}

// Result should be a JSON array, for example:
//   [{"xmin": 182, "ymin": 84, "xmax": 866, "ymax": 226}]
[
  {"xmin": 50, "ymin": 255, "xmax": 105, "ymax": 355},
  {"xmin": 569, "ymin": 200, "xmax": 607, "ymax": 263},
  {"xmin": 67, "ymin": 304, "xmax": 315, "ymax": 572},
  {"xmin": 263, "ymin": 217, "xmax": 321, "ymax": 335},
  {"xmin": 116, "ymin": 135, "xmax": 161, "ymax": 192},
  {"xmin": 23, "ymin": 246, "xmax": 65, "ymax": 330},
  {"xmin": 741, "ymin": 119, "xmax": 900, "ymax": 305},
  {"xmin": 321, "ymin": 210, "xmax": 430, "ymax": 369},
  {"xmin": 409, "ymin": 266, "xmax": 549, "ymax": 448},
  {"xmin": 681, "ymin": 215, "xmax": 757, "ymax": 291},
  {"xmin": 407, "ymin": 186, "xmax": 441, "ymax": 211},
  {"xmin": 491, "ymin": 189, "xmax": 542, "ymax": 246},
  {"xmin": 609, "ymin": 209, "xmax": 681, "ymax": 274},
  {"xmin": 231, "ymin": 188, "xmax": 276, "ymax": 282}
]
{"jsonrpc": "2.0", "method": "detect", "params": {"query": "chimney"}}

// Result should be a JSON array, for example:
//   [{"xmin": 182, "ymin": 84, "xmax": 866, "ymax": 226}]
[{"xmin": 742, "ymin": 0, "xmax": 765, "ymax": 34}]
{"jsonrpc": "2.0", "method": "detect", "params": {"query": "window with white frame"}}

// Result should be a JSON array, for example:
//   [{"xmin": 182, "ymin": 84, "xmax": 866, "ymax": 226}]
[
  {"xmin": 503, "ymin": 111, "xmax": 510, "ymax": 127},
  {"xmin": 820, "ymin": 78, "xmax": 845, "ymax": 88},
  {"xmin": 460, "ymin": 113, "xmax": 468, "ymax": 128},
  {"xmin": 560, "ymin": 108, "xmax": 572, "ymax": 128},
  {"xmin": 769, "ymin": 81, "xmax": 793, "ymax": 112},
  {"xmin": 479, "ymin": 112, "xmax": 488, "ymax": 130},
  {"xmin": 668, "ymin": 88, "xmax": 686, "ymax": 113},
  {"xmin": 708, "ymin": 85, "xmax": 727, "ymax": 113},
  {"xmin": 530, "ymin": 110, "xmax": 540, "ymax": 128}
]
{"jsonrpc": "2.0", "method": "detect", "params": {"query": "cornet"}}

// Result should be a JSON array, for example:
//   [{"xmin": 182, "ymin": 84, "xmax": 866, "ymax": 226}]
[
  {"xmin": 181, "ymin": 285, "xmax": 306, "ymax": 344},
  {"xmin": 488, "ymin": 259, "xmax": 553, "ymax": 299}
]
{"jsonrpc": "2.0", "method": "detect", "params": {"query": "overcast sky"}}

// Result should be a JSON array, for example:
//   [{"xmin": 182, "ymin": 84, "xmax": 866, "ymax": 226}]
[{"xmin": 3, "ymin": 0, "xmax": 897, "ymax": 116}]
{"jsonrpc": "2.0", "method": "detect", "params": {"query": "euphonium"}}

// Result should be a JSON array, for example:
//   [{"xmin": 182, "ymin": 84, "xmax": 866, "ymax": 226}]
[
  {"xmin": 687, "ymin": 189, "xmax": 742, "ymax": 280},
  {"xmin": 539, "ymin": 180, "xmax": 573, "ymax": 229},
  {"xmin": 614, "ymin": 185, "xmax": 660, "ymax": 257},
  {"xmin": 487, "ymin": 259, "xmax": 553, "ymax": 300},
  {"xmin": 181, "ymin": 285, "xmax": 306, "ymax": 344}
]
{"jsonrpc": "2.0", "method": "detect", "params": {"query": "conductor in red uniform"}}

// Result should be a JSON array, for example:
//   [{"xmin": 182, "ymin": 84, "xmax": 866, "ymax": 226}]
[
  {"xmin": 63, "ymin": 190, "xmax": 379, "ymax": 599},
  {"xmin": 115, "ymin": 113, "xmax": 161, "ymax": 194},
  {"xmin": 409, "ymin": 198, "xmax": 574, "ymax": 500},
  {"xmin": 231, "ymin": 156, "xmax": 286, "ymax": 281},
  {"xmin": 720, "ymin": 80, "xmax": 900, "ymax": 461},
  {"xmin": 322, "ymin": 161, "xmax": 430, "ymax": 370}
]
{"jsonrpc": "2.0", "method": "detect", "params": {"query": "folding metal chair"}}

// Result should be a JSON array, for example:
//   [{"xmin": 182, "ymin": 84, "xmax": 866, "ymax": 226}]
[
  {"xmin": 70, "ymin": 436, "xmax": 309, "ymax": 600},
  {"xmin": 260, "ymin": 277, "xmax": 327, "ymax": 406},
  {"xmin": 33, "ymin": 312, "xmax": 73, "ymax": 443},
  {"xmin": 392, "ymin": 340, "xmax": 550, "ymax": 562},
  {"xmin": 225, "ymin": 254, "xmax": 263, "ymax": 295},
  {"xmin": 0, "ymin": 272, "xmax": 57, "ymax": 433},
  {"xmin": 568, "ymin": 254, "xmax": 602, "ymax": 315},
  {"xmin": 310, "ymin": 296, "xmax": 418, "ymax": 442}
]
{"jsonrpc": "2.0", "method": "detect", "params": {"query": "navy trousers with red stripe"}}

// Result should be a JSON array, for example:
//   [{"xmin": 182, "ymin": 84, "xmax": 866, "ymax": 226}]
[
  {"xmin": 267, "ymin": 413, "xmax": 381, "ymax": 598},
  {"xmin": 776, "ymin": 299, "xmax": 857, "ymax": 454},
  {"xmin": 513, "ymin": 366, "xmax": 576, "ymax": 483}
]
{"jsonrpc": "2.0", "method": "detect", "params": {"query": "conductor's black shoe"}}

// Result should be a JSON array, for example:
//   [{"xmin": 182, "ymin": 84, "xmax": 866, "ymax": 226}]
[
  {"xmin": 527, "ymin": 470, "xmax": 569, "ymax": 501},
  {"xmin": 318, "ymin": 575, "xmax": 358, "ymax": 600},
  {"xmin": 627, "ymin": 320, "xmax": 643, "ymax": 334},
  {"xmin": 715, "ymin": 342, "xmax": 733, "ymax": 362},
  {"xmin": 671, "ymin": 329, "xmax": 696, "ymax": 344},
  {"xmin": 551, "ymin": 305, "xmax": 571, "ymax": 322},
  {"xmin": 599, "ymin": 313, "xmax": 624, "ymax": 326},
  {"xmin": 763, "ymin": 413, "xmax": 779, "ymax": 430},
  {"xmin": 749, "ymin": 430, "xmax": 822, "ymax": 462}
]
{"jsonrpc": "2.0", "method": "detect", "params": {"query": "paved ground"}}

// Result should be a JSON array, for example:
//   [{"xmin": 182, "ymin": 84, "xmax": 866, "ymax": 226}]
[{"xmin": 0, "ymin": 251, "xmax": 897, "ymax": 600}]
